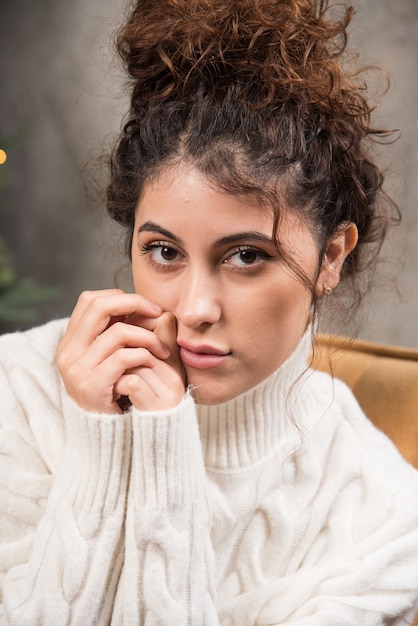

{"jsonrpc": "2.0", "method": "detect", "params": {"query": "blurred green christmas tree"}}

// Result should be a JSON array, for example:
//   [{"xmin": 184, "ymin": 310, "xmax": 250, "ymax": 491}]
[{"xmin": 0, "ymin": 133, "xmax": 59, "ymax": 332}]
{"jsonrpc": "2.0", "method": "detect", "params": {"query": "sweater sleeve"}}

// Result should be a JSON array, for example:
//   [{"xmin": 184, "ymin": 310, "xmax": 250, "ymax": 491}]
[
  {"xmin": 1, "ymin": 390, "xmax": 132, "ymax": 625},
  {"xmin": 0, "ymin": 322, "xmax": 219, "ymax": 625},
  {"xmin": 0, "ymin": 322, "xmax": 131, "ymax": 624},
  {"xmin": 112, "ymin": 392, "xmax": 219, "ymax": 625}
]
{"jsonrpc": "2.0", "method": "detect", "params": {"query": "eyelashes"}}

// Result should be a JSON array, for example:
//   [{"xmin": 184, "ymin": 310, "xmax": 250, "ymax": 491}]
[
  {"xmin": 139, "ymin": 241, "xmax": 274, "ymax": 272},
  {"xmin": 140, "ymin": 242, "xmax": 181, "ymax": 263},
  {"xmin": 224, "ymin": 247, "xmax": 273, "ymax": 270},
  {"xmin": 139, "ymin": 242, "xmax": 184, "ymax": 269}
]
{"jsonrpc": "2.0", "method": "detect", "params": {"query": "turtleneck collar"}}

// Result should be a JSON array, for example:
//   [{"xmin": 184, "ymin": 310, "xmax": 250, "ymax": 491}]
[{"xmin": 196, "ymin": 329, "xmax": 314, "ymax": 471}]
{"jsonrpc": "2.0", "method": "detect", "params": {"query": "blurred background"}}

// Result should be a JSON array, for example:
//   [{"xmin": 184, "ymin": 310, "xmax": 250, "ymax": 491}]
[{"xmin": 0, "ymin": 0, "xmax": 417, "ymax": 346}]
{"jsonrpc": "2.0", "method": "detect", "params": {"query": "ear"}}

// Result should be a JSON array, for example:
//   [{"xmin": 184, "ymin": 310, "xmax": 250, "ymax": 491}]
[{"xmin": 315, "ymin": 222, "xmax": 358, "ymax": 295}]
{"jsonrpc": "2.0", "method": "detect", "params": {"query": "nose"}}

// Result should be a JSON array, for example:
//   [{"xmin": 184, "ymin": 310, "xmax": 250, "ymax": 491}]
[{"xmin": 174, "ymin": 267, "xmax": 222, "ymax": 329}]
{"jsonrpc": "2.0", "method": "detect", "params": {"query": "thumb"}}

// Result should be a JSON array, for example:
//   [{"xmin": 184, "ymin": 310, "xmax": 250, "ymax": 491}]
[{"xmin": 152, "ymin": 312, "xmax": 186, "ymax": 383}]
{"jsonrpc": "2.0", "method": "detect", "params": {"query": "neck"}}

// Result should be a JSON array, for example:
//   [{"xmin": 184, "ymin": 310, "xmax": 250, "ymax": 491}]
[{"xmin": 196, "ymin": 330, "xmax": 313, "ymax": 471}]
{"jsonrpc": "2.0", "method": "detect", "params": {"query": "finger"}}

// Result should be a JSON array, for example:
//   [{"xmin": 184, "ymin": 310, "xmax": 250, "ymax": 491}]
[
  {"xmin": 114, "ymin": 373, "xmax": 157, "ymax": 410},
  {"xmin": 63, "ymin": 347, "xmax": 158, "ymax": 410},
  {"xmin": 126, "ymin": 364, "xmax": 173, "ymax": 396},
  {"xmin": 150, "ymin": 313, "xmax": 185, "ymax": 378},
  {"xmin": 59, "ymin": 291, "xmax": 162, "ymax": 355},
  {"xmin": 122, "ymin": 360, "xmax": 186, "ymax": 410},
  {"xmin": 123, "ymin": 311, "xmax": 185, "ymax": 382},
  {"xmin": 81, "ymin": 322, "xmax": 171, "ymax": 369},
  {"xmin": 64, "ymin": 289, "xmax": 126, "ymax": 337},
  {"xmin": 114, "ymin": 372, "xmax": 176, "ymax": 412},
  {"xmin": 58, "ymin": 290, "xmax": 125, "ymax": 355}
]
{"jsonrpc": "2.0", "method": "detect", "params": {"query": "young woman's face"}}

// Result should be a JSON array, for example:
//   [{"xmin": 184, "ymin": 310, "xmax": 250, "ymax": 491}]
[{"xmin": 131, "ymin": 166, "xmax": 321, "ymax": 405}]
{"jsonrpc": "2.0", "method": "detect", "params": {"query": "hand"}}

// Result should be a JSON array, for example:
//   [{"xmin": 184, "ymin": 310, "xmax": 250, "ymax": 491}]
[
  {"xmin": 56, "ymin": 289, "xmax": 176, "ymax": 414},
  {"xmin": 114, "ymin": 311, "xmax": 186, "ymax": 412}
]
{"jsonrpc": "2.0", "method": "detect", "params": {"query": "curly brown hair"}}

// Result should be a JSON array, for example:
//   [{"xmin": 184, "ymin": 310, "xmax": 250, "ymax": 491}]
[{"xmin": 107, "ymin": 0, "xmax": 398, "ymax": 317}]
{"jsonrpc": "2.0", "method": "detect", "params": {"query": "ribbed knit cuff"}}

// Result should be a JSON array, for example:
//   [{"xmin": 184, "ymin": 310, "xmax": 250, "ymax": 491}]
[
  {"xmin": 130, "ymin": 392, "xmax": 204, "ymax": 508},
  {"xmin": 55, "ymin": 395, "xmax": 132, "ymax": 519}
]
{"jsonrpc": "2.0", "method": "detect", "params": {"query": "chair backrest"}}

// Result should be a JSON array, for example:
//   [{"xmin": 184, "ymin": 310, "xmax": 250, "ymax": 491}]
[
  {"xmin": 313, "ymin": 334, "xmax": 418, "ymax": 470},
  {"xmin": 313, "ymin": 334, "xmax": 418, "ymax": 626}
]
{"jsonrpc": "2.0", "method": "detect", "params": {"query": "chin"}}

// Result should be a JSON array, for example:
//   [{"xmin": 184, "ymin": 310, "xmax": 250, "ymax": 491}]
[
  {"xmin": 189, "ymin": 383, "xmax": 236, "ymax": 406},
  {"xmin": 190, "ymin": 383, "xmax": 229, "ymax": 406}
]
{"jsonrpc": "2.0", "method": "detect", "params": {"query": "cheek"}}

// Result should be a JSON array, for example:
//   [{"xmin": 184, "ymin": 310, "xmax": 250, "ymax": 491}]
[
  {"xmin": 253, "ymin": 277, "xmax": 311, "ymax": 323},
  {"xmin": 132, "ymin": 260, "xmax": 156, "ymax": 298},
  {"xmin": 132, "ymin": 264, "xmax": 178, "ymax": 311},
  {"xmin": 241, "ymin": 280, "xmax": 312, "ymax": 352}
]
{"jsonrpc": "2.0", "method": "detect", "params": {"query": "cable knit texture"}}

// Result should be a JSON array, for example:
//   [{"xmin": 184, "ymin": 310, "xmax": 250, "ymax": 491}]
[{"xmin": 1, "ymin": 319, "xmax": 418, "ymax": 625}]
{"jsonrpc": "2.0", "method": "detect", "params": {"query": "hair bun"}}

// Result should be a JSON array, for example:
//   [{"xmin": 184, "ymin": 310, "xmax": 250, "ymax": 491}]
[{"xmin": 117, "ymin": 0, "xmax": 354, "ymax": 108}]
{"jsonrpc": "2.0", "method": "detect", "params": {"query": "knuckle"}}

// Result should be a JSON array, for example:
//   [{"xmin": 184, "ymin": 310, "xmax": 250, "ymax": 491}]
[
  {"xmin": 55, "ymin": 350, "xmax": 66, "ymax": 372},
  {"xmin": 113, "ymin": 347, "xmax": 128, "ymax": 367},
  {"xmin": 64, "ymin": 361, "xmax": 79, "ymax": 385},
  {"xmin": 78, "ymin": 290, "xmax": 95, "ymax": 306},
  {"xmin": 126, "ymin": 376, "xmax": 141, "ymax": 393},
  {"xmin": 89, "ymin": 296, "xmax": 104, "ymax": 315},
  {"xmin": 108, "ymin": 321, "xmax": 126, "ymax": 340}
]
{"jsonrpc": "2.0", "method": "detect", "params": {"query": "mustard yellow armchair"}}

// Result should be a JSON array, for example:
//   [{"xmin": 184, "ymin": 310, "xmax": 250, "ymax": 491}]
[{"xmin": 313, "ymin": 334, "xmax": 418, "ymax": 626}]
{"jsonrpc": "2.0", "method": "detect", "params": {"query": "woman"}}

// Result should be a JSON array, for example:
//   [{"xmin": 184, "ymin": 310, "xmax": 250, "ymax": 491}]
[{"xmin": 1, "ymin": 0, "xmax": 418, "ymax": 623}]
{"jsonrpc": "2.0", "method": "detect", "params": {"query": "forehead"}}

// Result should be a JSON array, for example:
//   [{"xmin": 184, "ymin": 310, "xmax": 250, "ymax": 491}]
[
  {"xmin": 135, "ymin": 165, "xmax": 318, "ymax": 256},
  {"xmin": 136, "ymin": 165, "xmax": 275, "ymax": 233},
  {"xmin": 134, "ymin": 165, "xmax": 320, "ymax": 267}
]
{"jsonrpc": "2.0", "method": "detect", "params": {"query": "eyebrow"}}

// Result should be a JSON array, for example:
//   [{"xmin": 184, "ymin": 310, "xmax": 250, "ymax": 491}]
[
  {"xmin": 137, "ymin": 222, "xmax": 183, "ymax": 244},
  {"xmin": 137, "ymin": 221, "xmax": 275, "ymax": 248}
]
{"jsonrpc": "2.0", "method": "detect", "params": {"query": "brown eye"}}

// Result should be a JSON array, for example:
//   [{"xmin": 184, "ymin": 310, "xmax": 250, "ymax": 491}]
[
  {"xmin": 225, "ymin": 246, "xmax": 271, "ymax": 271},
  {"xmin": 239, "ymin": 250, "xmax": 258, "ymax": 264},
  {"xmin": 160, "ymin": 246, "xmax": 178, "ymax": 261},
  {"xmin": 140, "ymin": 242, "xmax": 184, "ymax": 267}
]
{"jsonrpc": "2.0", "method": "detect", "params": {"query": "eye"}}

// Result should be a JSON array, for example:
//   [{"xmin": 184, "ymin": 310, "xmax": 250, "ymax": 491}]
[
  {"xmin": 158, "ymin": 246, "xmax": 179, "ymax": 262},
  {"xmin": 233, "ymin": 249, "xmax": 259, "ymax": 265},
  {"xmin": 225, "ymin": 247, "xmax": 271, "ymax": 269},
  {"xmin": 140, "ymin": 242, "xmax": 184, "ymax": 267}
]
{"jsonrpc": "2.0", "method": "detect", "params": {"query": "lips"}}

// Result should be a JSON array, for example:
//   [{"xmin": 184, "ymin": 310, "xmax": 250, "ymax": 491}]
[{"xmin": 177, "ymin": 340, "xmax": 231, "ymax": 370}]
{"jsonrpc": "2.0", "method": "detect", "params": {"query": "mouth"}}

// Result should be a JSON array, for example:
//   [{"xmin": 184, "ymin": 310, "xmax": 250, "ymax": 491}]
[{"xmin": 177, "ymin": 341, "xmax": 231, "ymax": 370}]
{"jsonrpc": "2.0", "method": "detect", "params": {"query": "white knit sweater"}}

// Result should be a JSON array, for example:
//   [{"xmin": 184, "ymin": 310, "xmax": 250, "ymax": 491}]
[{"xmin": 1, "ymin": 319, "xmax": 418, "ymax": 625}]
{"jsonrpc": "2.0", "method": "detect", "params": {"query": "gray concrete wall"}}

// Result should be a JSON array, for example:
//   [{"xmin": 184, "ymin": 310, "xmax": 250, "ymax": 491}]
[
  {"xmin": 0, "ymin": 0, "xmax": 128, "ymax": 329},
  {"xmin": 1, "ymin": 0, "xmax": 417, "ymax": 346}
]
